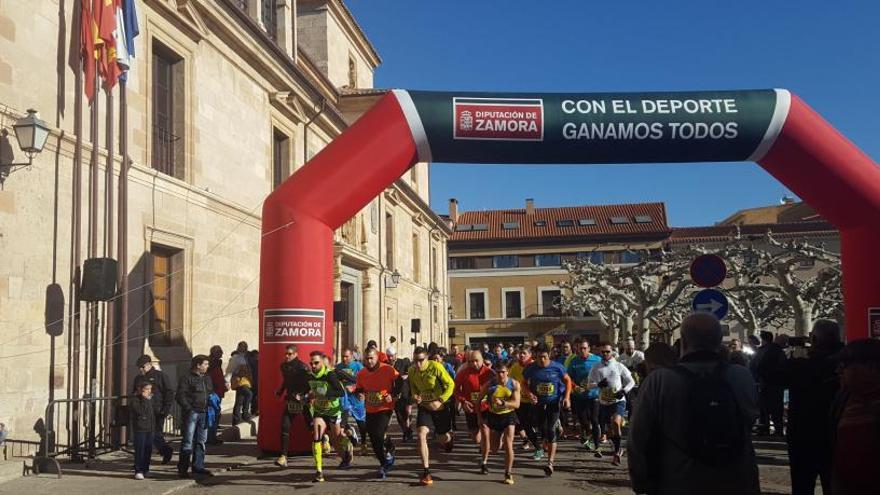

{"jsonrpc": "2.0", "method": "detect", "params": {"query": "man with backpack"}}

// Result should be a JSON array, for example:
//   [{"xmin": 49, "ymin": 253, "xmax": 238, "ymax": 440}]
[{"xmin": 627, "ymin": 313, "xmax": 760, "ymax": 495}]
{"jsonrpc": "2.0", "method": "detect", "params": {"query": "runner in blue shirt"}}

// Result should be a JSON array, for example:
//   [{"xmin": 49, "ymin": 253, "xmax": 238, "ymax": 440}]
[
  {"xmin": 523, "ymin": 343, "xmax": 571, "ymax": 477},
  {"xmin": 566, "ymin": 339, "xmax": 602, "ymax": 451},
  {"xmin": 335, "ymin": 349, "xmax": 366, "ymax": 459}
]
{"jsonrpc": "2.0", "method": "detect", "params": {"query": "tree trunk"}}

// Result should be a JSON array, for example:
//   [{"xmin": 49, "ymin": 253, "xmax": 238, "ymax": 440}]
[
  {"xmin": 637, "ymin": 317, "xmax": 651, "ymax": 350},
  {"xmin": 793, "ymin": 303, "xmax": 813, "ymax": 337},
  {"xmin": 620, "ymin": 315, "xmax": 634, "ymax": 344}
]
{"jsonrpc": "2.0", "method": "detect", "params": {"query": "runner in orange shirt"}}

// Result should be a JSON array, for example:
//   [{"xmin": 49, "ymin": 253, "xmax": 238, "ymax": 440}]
[{"xmin": 355, "ymin": 347, "xmax": 401, "ymax": 480}]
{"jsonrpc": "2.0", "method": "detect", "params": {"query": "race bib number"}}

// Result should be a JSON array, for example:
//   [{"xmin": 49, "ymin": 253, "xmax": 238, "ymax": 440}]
[
  {"xmin": 536, "ymin": 382, "xmax": 555, "ymax": 396},
  {"xmin": 600, "ymin": 387, "xmax": 618, "ymax": 403},
  {"xmin": 470, "ymin": 392, "xmax": 482, "ymax": 402},
  {"xmin": 366, "ymin": 392, "xmax": 385, "ymax": 406},
  {"xmin": 286, "ymin": 399, "xmax": 303, "ymax": 414},
  {"xmin": 421, "ymin": 391, "xmax": 438, "ymax": 402},
  {"xmin": 315, "ymin": 398, "xmax": 332, "ymax": 410}
]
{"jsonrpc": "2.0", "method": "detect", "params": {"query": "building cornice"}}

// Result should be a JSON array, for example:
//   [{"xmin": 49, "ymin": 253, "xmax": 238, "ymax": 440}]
[
  {"xmin": 391, "ymin": 179, "xmax": 453, "ymax": 237},
  {"xmin": 326, "ymin": 0, "xmax": 382, "ymax": 68}
]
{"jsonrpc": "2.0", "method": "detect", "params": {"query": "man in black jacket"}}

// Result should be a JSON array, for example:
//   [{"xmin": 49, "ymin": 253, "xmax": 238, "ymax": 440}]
[
  {"xmin": 274, "ymin": 344, "xmax": 311, "ymax": 467},
  {"xmin": 176, "ymin": 354, "xmax": 213, "ymax": 477},
  {"xmin": 751, "ymin": 331, "xmax": 787, "ymax": 436},
  {"xmin": 132, "ymin": 355, "xmax": 175, "ymax": 463},
  {"xmin": 781, "ymin": 320, "xmax": 842, "ymax": 495}
]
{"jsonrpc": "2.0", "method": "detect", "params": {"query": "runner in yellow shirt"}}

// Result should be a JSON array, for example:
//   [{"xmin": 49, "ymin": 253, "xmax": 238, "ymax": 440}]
[{"xmin": 408, "ymin": 346, "xmax": 455, "ymax": 486}]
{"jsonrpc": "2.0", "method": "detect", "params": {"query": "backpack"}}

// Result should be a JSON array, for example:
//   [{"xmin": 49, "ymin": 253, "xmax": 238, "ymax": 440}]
[{"xmin": 671, "ymin": 362, "xmax": 745, "ymax": 467}]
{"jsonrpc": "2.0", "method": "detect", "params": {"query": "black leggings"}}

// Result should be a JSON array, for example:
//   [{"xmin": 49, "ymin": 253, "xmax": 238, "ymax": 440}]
[
  {"xmin": 531, "ymin": 401, "xmax": 561, "ymax": 444},
  {"xmin": 516, "ymin": 402, "xmax": 540, "ymax": 448},
  {"xmin": 572, "ymin": 397, "xmax": 600, "ymax": 443},
  {"xmin": 280, "ymin": 409, "xmax": 310, "ymax": 456},
  {"xmin": 365, "ymin": 411, "xmax": 394, "ymax": 465}
]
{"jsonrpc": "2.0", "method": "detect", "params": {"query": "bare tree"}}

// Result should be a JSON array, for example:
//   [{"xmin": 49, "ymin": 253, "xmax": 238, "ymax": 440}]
[{"xmin": 559, "ymin": 249, "xmax": 693, "ymax": 348}]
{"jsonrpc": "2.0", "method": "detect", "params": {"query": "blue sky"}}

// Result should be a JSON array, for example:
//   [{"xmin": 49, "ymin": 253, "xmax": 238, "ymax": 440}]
[{"xmin": 346, "ymin": 0, "xmax": 879, "ymax": 226}]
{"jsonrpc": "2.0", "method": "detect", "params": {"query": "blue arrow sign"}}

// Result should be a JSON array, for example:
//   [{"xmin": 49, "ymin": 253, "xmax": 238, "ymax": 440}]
[{"xmin": 692, "ymin": 288, "xmax": 729, "ymax": 320}]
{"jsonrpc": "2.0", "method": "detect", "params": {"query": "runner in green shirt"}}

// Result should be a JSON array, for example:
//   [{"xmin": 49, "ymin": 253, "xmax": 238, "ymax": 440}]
[
  {"xmin": 305, "ymin": 351, "xmax": 350, "ymax": 482},
  {"xmin": 408, "ymin": 346, "xmax": 455, "ymax": 486}
]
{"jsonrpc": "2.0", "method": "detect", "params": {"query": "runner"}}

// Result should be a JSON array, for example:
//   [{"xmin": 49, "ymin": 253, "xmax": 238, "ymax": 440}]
[
  {"xmin": 409, "ymin": 346, "xmax": 455, "ymax": 486},
  {"xmin": 510, "ymin": 346, "xmax": 540, "ymax": 456},
  {"xmin": 566, "ymin": 340, "xmax": 602, "ymax": 451},
  {"xmin": 305, "ymin": 351, "xmax": 351, "ymax": 482},
  {"xmin": 479, "ymin": 360, "xmax": 521, "ymax": 485},
  {"xmin": 523, "ymin": 343, "xmax": 572, "ymax": 476},
  {"xmin": 388, "ymin": 347, "xmax": 414, "ymax": 442},
  {"xmin": 453, "ymin": 350, "xmax": 495, "ymax": 471},
  {"xmin": 335, "ymin": 349, "xmax": 367, "ymax": 456},
  {"xmin": 274, "ymin": 344, "xmax": 312, "ymax": 468},
  {"xmin": 587, "ymin": 342, "xmax": 635, "ymax": 466},
  {"xmin": 354, "ymin": 347, "xmax": 400, "ymax": 480}
]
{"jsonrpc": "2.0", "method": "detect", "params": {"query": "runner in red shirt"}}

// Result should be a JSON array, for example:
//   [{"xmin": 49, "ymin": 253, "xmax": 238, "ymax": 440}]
[{"xmin": 453, "ymin": 350, "xmax": 495, "ymax": 473}]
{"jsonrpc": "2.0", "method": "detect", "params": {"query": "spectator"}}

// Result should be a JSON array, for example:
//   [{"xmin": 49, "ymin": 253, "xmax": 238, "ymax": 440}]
[
  {"xmin": 247, "ymin": 349, "xmax": 260, "ymax": 416},
  {"xmin": 781, "ymin": 319, "xmax": 842, "ymax": 495},
  {"xmin": 132, "ymin": 354, "xmax": 174, "ymax": 463},
  {"xmin": 176, "ymin": 354, "xmax": 214, "ymax": 477},
  {"xmin": 130, "ymin": 381, "xmax": 156, "ymax": 480},
  {"xmin": 206, "ymin": 346, "xmax": 225, "ymax": 445},
  {"xmin": 351, "ymin": 345, "xmax": 362, "ymax": 362},
  {"xmin": 752, "ymin": 331, "xmax": 787, "ymax": 436},
  {"xmin": 225, "ymin": 341, "xmax": 254, "ymax": 425},
  {"xmin": 831, "ymin": 339, "xmax": 880, "ymax": 494},
  {"xmin": 727, "ymin": 339, "xmax": 751, "ymax": 368},
  {"xmin": 628, "ymin": 313, "xmax": 760, "ymax": 495}
]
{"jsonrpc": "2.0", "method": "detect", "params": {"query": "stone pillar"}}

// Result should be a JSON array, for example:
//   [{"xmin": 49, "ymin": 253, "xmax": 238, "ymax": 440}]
[
  {"xmin": 246, "ymin": 0, "xmax": 265, "ymax": 29},
  {"xmin": 277, "ymin": 0, "xmax": 297, "ymax": 59},
  {"xmin": 362, "ymin": 267, "xmax": 380, "ymax": 348}
]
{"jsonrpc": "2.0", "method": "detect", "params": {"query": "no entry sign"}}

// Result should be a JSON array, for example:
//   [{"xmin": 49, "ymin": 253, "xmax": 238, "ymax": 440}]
[{"xmin": 690, "ymin": 254, "xmax": 727, "ymax": 288}]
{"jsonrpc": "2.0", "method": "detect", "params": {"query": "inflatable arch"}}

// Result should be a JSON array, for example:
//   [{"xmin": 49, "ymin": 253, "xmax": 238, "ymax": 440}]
[{"xmin": 257, "ymin": 89, "xmax": 880, "ymax": 452}]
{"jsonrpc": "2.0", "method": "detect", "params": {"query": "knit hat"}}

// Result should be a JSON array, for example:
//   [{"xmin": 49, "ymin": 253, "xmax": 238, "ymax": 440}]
[{"xmin": 136, "ymin": 355, "xmax": 152, "ymax": 367}]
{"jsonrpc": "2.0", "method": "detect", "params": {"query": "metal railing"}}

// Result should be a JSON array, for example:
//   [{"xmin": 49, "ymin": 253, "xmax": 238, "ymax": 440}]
[
  {"xmin": 3, "ymin": 439, "xmax": 40, "ymax": 460},
  {"xmin": 151, "ymin": 125, "xmax": 180, "ymax": 177}
]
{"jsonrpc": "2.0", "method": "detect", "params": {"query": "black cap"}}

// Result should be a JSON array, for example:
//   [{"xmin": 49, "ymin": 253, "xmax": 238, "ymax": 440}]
[{"xmin": 136, "ymin": 355, "xmax": 152, "ymax": 367}]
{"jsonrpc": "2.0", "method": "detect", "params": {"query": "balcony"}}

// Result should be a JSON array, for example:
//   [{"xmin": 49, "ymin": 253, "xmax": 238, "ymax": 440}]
[{"xmin": 151, "ymin": 125, "xmax": 180, "ymax": 178}]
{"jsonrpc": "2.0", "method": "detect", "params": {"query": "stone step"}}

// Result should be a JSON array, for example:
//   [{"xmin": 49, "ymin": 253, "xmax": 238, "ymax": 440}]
[
  {"xmin": 220, "ymin": 415, "xmax": 259, "ymax": 442},
  {"xmin": 0, "ymin": 459, "xmax": 26, "ymax": 485}
]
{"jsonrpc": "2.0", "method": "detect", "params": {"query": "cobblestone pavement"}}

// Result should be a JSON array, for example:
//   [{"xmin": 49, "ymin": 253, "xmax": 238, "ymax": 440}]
[{"xmin": 0, "ymin": 422, "xmax": 795, "ymax": 495}]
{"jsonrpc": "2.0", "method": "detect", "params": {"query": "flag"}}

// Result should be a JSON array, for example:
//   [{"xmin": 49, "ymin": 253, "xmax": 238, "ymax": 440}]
[
  {"xmin": 81, "ymin": 0, "xmax": 97, "ymax": 101},
  {"xmin": 116, "ymin": 0, "xmax": 139, "ymax": 82},
  {"xmin": 95, "ymin": 0, "xmax": 121, "ymax": 90}
]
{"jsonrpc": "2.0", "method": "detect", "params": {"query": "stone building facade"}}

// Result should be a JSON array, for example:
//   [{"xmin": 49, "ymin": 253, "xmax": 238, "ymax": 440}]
[{"xmin": 0, "ymin": 0, "xmax": 448, "ymax": 442}]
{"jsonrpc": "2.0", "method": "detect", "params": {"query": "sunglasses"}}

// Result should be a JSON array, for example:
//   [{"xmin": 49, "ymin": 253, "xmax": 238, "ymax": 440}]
[
  {"xmin": 579, "ymin": 347, "xmax": 590, "ymax": 350},
  {"xmin": 600, "ymin": 350, "xmax": 613, "ymax": 354},
  {"xmin": 310, "ymin": 361, "xmax": 322, "ymax": 366},
  {"xmin": 285, "ymin": 352, "xmax": 295, "ymax": 356},
  {"xmin": 414, "ymin": 357, "xmax": 426, "ymax": 363}
]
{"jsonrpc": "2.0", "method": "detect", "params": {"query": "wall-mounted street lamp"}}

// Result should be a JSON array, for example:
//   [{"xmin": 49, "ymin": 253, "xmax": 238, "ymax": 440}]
[
  {"xmin": 1, "ymin": 109, "xmax": 50, "ymax": 184},
  {"xmin": 430, "ymin": 287, "xmax": 441, "ymax": 301},
  {"xmin": 384, "ymin": 269, "xmax": 401, "ymax": 289}
]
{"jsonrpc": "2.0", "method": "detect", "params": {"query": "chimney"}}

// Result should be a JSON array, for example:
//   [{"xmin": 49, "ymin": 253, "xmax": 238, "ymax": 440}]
[
  {"xmin": 448, "ymin": 198, "xmax": 459, "ymax": 222},
  {"xmin": 525, "ymin": 198, "xmax": 535, "ymax": 215}
]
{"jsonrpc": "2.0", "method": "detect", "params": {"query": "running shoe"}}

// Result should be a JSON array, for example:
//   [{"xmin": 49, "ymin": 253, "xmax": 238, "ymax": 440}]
[
  {"xmin": 274, "ymin": 455, "xmax": 288, "ymax": 467},
  {"xmin": 339, "ymin": 443, "xmax": 353, "ymax": 469},
  {"xmin": 444, "ymin": 438, "xmax": 454, "ymax": 453},
  {"xmin": 384, "ymin": 453, "xmax": 396, "ymax": 470},
  {"xmin": 313, "ymin": 470, "xmax": 325, "ymax": 482},
  {"xmin": 503, "ymin": 472, "xmax": 514, "ymax": 485},
  {"xmin": 612, "ymin": 453, "xmax": 622, "ymax": 466},
  {"xmin": 543, "ymin": 463, "xmax": 554, "ymax": 477},
  {"xmin": 532, "ymin": 448, "xmax": 544, "ymax": 461},
  {"xmin": 520, "ymin": 439, "xmax": 532, "ymax": 451},
  {"xmin": 480, "ymin": 462, "xmax": 489, "ymax": 475},
  {"xmin": 419, "ymin": 472, "xmax": 434, "ymax": 486},
  {"xmin": 583, "ymin": 439, "xmax": 596, "ymax": 451},
  {"xmin": 376, "ymin": 466, "xmax": 387, "ymax": 480},
  {"xmin": 594, "ymin": 450, "xmax": 604, "ymax": 459}
]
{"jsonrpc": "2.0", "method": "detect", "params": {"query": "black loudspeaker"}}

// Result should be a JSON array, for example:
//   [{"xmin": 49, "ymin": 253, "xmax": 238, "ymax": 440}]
[
  {"xmin": 333, "ymin": 301, "xmax": 348, "ymax": 322},
  {"xmin": 80, "ymin": 258, "xmax": 118, "ymax": 302},
  {"xmin": 411, "ymin": 318, "xmax": 421, "ymax": 333},
  {"xmin": 448, "ymin": 327, "xmax": 456, "ymax": 339}
]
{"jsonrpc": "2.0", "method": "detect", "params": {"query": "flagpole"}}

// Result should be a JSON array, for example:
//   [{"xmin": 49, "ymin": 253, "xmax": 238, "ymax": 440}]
[
  {"xmin": 68, "ymin": 0, "xmax": 85, "ymax": 459},
  {"xmin": 117, "ymin": 78, "xmax": 129, "ymax": 423},
  {"xmin": 87, "ymin": 69, "xmax": 100, "ymax": 460},
  {"xmin": 103, "ymin": 84, "xmax": 115, "ymax": 442}
]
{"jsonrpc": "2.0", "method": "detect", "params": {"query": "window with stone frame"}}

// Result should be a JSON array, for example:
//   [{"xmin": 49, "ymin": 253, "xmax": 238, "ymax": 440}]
[
  {"xmin": 151, "ymin": 40, "xmax": 186, "ymax": 180},
  {"xmin": 149, "ymin": 244, "xmax": 185, "ymax": 345}
]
